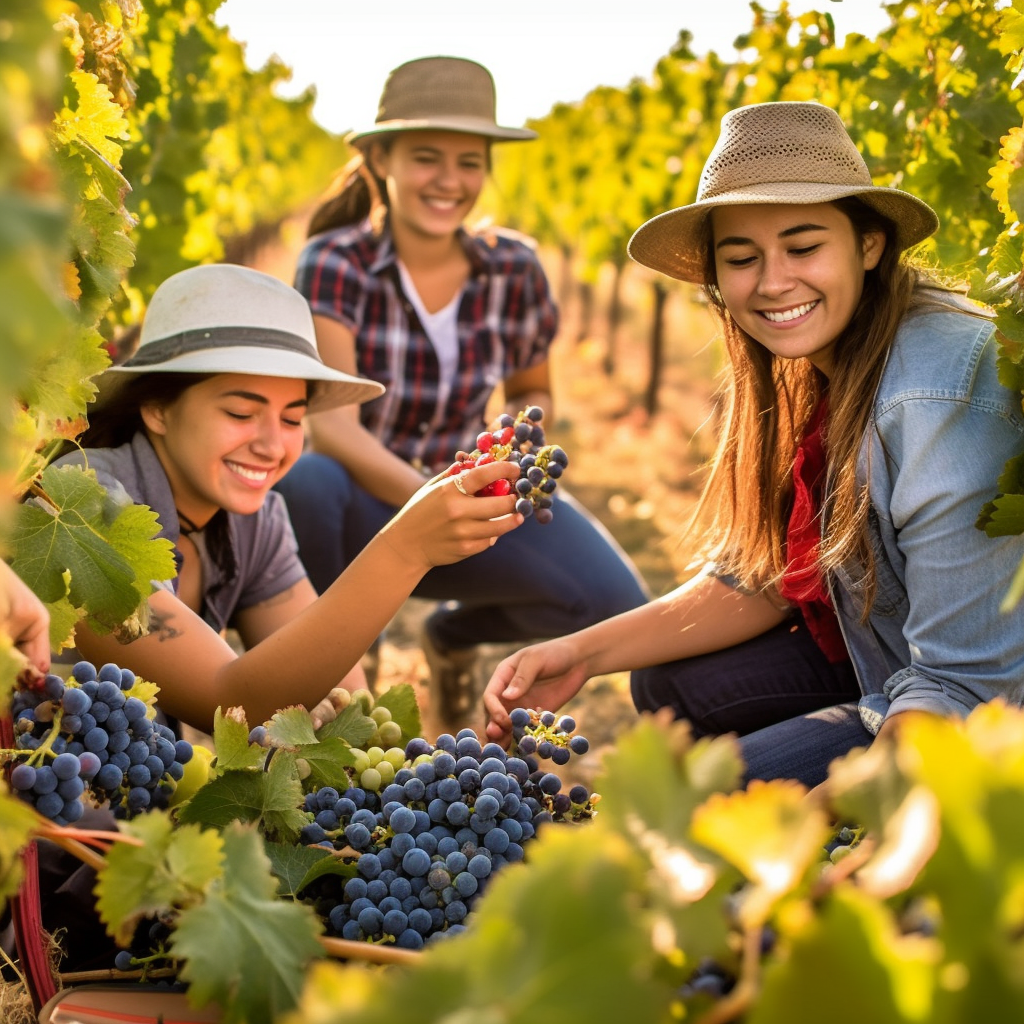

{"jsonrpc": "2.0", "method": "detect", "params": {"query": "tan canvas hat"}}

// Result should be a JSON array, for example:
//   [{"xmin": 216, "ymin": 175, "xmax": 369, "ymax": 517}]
[
  {"xmin": 91, "ymin": 264, "xmax": 384, "ymax": 413},
  {"xmin": 628, "ymin": 101, "xmax": 939, "ymax": 284},
  {"xmin": 347, "ymin": 56, "xmax": 537, "ymax": 146}
]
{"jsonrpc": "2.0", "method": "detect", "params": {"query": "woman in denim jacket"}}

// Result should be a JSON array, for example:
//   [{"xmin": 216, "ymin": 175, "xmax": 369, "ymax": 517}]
[{"xmin": 483, "ymin": 101, "xmax": 1024, "ymax": 786}]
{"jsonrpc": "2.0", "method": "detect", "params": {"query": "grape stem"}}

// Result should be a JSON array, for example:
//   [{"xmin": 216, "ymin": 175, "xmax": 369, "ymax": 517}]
[{"xmin": 318, "ymin": 935, "xmax": 420, "ymax": 965}]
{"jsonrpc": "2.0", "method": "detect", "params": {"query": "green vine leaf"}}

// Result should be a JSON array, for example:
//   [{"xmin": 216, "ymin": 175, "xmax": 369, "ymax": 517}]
[
  {"xmin": 172, "ymin": 823, "xmax": 324, "ymax": 1024},
  {"xmin": 11, "ymin": 464, "xmax": 175, "ymax": 649},
  {"xmin": 94, "ymin": 812, "xmax": 224, "ymax": 946}
]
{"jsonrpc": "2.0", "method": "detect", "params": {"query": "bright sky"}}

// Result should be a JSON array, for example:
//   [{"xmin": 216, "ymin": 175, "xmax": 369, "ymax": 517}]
[{"xmin": 214, "ymin": 1, "xmax": 893, "ymax": 134}]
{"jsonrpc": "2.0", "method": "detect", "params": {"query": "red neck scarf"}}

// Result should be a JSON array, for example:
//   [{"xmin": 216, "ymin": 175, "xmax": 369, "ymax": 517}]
[{"xmin": 778, "ymin": 396, "xmax": 849, "ymax": 663}]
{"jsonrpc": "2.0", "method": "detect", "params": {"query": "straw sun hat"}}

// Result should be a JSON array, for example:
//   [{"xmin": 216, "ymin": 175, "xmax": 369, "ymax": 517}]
[
  {"xmin": 628, "ymin": 101, "xmax": 939, "ymax": 284},
  {"xmin": 92, "ymin": 264, "xmax": 384, "ymax": 413},
  {"xmin": 347, "ymin": 56, "xmax": 537, "ymax": 146}
]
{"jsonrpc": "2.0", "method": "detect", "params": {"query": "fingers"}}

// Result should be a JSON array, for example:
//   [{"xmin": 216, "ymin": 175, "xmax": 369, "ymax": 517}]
[
  {"xmin": 1, "ymin": 562, "xmax": 51, "ymax": 674},
  {"xmin": 451, "ymin": 459, "xmax": 521, "ymax": 496}
]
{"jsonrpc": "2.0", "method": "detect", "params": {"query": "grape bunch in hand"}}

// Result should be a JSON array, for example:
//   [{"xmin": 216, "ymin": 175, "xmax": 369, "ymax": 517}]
[{"xmin": 445, "ymin": 406, "xmax": 568, "ymax": 525}]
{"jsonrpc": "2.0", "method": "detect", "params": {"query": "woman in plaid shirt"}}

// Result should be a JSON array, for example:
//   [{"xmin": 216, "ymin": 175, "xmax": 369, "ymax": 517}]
[{"xmin": 276, "ymin": 56, "xmax": 648, "ymax": 724}]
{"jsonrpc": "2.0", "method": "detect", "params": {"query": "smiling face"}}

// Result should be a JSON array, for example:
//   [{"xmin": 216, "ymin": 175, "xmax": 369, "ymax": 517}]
[
  {"xmin": 369, "ymin": 130, "xmax": 489, "ymax": 240},
  {"xmin": 141, "ymin": 373, "xmax": 308, "ymax": 526},
  {"xmin": 710, "ymin": 202, "xmax": 886, "ymax": 377}
]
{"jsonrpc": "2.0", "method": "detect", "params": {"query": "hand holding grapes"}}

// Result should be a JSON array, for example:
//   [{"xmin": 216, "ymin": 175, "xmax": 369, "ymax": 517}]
[
  {"xmin": 482, "ymin": 636, "xmax": 591, "ymax": 746},
  {"xmin": 378, "ymin": 459, "xmax": 523, "ymax": 572}
]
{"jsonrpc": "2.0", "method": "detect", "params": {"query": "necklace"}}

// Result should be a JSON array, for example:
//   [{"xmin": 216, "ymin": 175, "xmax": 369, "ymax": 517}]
[{"xmin": 176, "ymin": 509, "xmax": 203, "ymax": 535}]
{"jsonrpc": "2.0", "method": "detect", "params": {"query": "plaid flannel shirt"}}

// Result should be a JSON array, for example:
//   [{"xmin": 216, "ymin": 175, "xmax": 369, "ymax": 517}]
[{"xmin": 295, "ymin": 218, "xmax": 558, "ymax": 471}]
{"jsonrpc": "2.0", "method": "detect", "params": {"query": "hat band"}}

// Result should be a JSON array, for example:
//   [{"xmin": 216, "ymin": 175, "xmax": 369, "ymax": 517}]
[{"xmin": 126, "ymin": 326, "xmax": 320, "ymax": 367}]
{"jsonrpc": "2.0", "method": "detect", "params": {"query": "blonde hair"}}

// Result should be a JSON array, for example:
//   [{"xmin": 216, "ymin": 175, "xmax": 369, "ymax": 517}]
[{"xmin": 689, "ymin": 197, "xmax": 971, "ymax": 617}]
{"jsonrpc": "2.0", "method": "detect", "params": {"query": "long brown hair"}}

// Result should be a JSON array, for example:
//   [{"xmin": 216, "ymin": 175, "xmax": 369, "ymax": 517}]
[
  {"xmin": 689, "ymin": 196, "xmax": 967, "ymax": 616},
  {"xmin": 306, "ymin": 146, "xmax": 391, "ymax": 238}
]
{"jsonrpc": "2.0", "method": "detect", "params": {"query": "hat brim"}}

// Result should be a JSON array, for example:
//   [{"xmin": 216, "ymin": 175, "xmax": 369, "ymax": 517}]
[
  {"xmin": 347, "ymin": 116, "xmax": 537, "ymax": 146},
  {"xmin": 91, "ymin": 347, "xmax": 384, "ymax": 415},
  {"xmin": 628, "ymin": 183, "xmax": 940, "ymax": 284}
]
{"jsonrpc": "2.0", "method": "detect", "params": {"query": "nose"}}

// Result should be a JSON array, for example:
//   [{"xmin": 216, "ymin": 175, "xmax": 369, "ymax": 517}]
[
  {"xmin": 756, "ymin": 252, "xmax": 795, "ymax": 298},
  {"xmin": 435, "ymin": 157, "xmax": 460, "ymax": 191},
  {"xmin": 249, "ymin": 417, "xmax": 286, "ymax": 462}
]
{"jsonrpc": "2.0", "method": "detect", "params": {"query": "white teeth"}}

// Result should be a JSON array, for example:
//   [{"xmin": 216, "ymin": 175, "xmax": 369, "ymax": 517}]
[
  {"xmin": 762, "ymin": 301, "xmax": 817, "ymax": 322},
  {"xmin": 226, "ymin": 462, "xmax": 270, "ymax": 482}
]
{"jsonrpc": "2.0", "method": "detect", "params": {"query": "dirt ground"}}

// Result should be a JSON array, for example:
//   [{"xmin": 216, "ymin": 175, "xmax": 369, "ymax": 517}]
[{"xmin": 250, "ymin": 227, "xmax": 723, "ymax": 795}]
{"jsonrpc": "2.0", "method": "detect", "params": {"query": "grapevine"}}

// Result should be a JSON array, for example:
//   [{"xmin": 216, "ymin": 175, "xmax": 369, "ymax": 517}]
[{"xmin": 445, "ymin": 406, "xmax": 568, "ymax": 524}]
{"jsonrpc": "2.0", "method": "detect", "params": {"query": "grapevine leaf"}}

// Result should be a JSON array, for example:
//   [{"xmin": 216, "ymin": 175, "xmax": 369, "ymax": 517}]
[
  {"xmin": 175, "ymin": 769, "xmax": 272, "ymax": 829},
  {"xmin": 293, "ymin": 853, "xmax": 358, "ymax": 897},
  {"xmin": 314, "ymin": 702, "xmax": 376, "ymax": 748},
  {"xmin": 176, "ymin": 752, "xmax": 306, "ymax": 842},
  {"xmin": 172, "ymin": 823, "xmax": 324, "ymax": 1024},
  {"xmin": 17, "ymin": 324, "xmax": 107, "ymax": 426},
  {"xmin": 595, "ymin": 714, "xmax": 743, "ymax": 840},
  {"xmin": 11, "ymin": 465, "xmax": 173, "ymax": 639},
  {"xmin": 0, "ymin": 791, "xmax": 39, "ymax": 905},
  {"xmin": 258, "ymin": 750, "xmax": 309, "ymax": 842},
  {"xmin": 262, "ymin": 840, "xmax": 335, "ymax": 898},
  {"xmin": 749, "ymin": 887, "xmax": 937, "ymax": 1024},
  {"xmin": 374, "ymin": 682, "xmax": 422, "ymax": 743},
  {"xmin": 293, "ymin": 736, "xmax": 355, "ymax": 791},
  {"xmin": 212, "ymin": 706, "xmax": 266, "ymax": 771},
  {"xmin": 691, "ymin": 780, "xmax": 830, "ymax": 927},
  {"xmin": 267, "ymin": 706, "xmax": 318, "ymax": 747},
  {"xmin": 976, "ymin": 493, "xmax": 1024, "ymax": 537},
  {"xmin": 53, "ymin": 70, "xmax": 130, "ymax": 166},
  {"xmin": 94, "ymin": 812, "xmax": 224, "ymax": 946}
]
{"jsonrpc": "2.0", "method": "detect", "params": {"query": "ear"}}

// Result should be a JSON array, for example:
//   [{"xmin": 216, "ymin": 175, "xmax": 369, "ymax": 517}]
[
  {"xmin": 862, "ymin": 230, "xmax": 886, "ymax": 271},
  {"xmin": 140, "ymin": 400, "xmax": 169, "ymax": 437}
]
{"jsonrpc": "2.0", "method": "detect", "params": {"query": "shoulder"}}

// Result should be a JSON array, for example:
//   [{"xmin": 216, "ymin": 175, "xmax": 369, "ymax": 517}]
[
  {"xmin": 876, "ymin": 306, "xmax": 1010, "ymax": 414},
  {"xmin": 52, "ymin": 437, "xmax": 144, "ymax": 497},
  {"xmin": 297, "ymin": 220, "xmax": 381, "ymax": 275},
  {"xmin": 463, "ymin": 224, "xmax": 545, "ymax": 270}
]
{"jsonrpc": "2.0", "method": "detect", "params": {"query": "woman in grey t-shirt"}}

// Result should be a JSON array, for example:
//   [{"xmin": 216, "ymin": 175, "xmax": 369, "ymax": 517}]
[{"xmin": 59, "ymin": 263, "xmax": 524, "ymax": 735}]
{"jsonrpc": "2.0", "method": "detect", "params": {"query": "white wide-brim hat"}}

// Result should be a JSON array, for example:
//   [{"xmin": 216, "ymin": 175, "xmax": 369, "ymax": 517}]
[
  {"xmin": 92, "ymin": 264, "xmax": 384, "ymax": 413},
  {"xmin": 628, "ymin": 101, "xmax": 939, "ymax": 285}
]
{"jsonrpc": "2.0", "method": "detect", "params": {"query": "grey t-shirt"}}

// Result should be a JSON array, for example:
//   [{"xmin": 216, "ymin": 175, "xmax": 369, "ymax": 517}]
[{"xmin": 55, "ymin": 432, "xmax": 307, "ymax": 632}]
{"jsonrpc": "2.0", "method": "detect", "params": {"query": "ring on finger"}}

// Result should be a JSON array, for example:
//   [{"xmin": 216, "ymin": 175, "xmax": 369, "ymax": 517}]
[{"xmin": 453, "ymin": 475, "xmax": 470, "ymax": 496}]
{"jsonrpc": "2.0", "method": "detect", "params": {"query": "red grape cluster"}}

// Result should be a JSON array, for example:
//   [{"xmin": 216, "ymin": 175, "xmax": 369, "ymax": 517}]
[{"xmin": 445, "ymin": 406, "xmax": 568, "ymax": 524}]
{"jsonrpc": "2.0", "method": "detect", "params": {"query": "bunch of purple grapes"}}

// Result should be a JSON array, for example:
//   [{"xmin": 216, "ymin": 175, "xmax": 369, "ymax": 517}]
[
  {"xmin": 446, "ymin": 406, "xmax": 569, "ymax": 525},
  {"xmin": 509, "ymin": 707, "xmax": 590, "ymax": 767},
  {"xmin": 297, "ymin": 724, "xmax": 597, "ymax": 949},
  {"xmin": 7, "ymin": 660, "xmax": 193, "ymax": 823}
]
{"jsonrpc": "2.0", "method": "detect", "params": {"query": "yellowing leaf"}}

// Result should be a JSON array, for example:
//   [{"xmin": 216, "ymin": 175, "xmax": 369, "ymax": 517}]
[
  {"xmin": 691, "ymin": 779, "xmax": 830, "ymax": 926},
  {"xmin": 53, "ymin": 70, "xmax": 129, "ymax": 166}
]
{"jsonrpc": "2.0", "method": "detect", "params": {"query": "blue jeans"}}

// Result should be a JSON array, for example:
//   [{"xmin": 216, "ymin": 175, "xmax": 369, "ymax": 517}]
[
  {"xmin": 275, "ymin": 453, "xmax": 649, "ymax": 650},
  {"xmin": 631, "ymin": 617, "xmax": 871, "ymax": 787}
]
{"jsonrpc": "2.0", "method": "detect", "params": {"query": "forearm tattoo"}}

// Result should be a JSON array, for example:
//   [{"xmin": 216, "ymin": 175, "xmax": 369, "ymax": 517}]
[{"xmin": 149, "ymin": 607, "xmax": 184, "ymax": 642}]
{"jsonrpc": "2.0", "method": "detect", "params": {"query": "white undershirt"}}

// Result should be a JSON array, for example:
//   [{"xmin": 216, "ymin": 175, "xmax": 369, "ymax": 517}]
[{"xmin": 397, "ymin": 260, "xmax": 462, "ymax": 409}]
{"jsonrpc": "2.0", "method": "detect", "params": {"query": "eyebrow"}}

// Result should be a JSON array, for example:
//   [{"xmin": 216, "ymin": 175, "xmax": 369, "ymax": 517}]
[
  {"xmin": 220, "ymin": 389, "xmax": 308, "ymax": 409},
  {"xmin": 715, "ymin": 222, "xmax": 830, "ymax": 249}
]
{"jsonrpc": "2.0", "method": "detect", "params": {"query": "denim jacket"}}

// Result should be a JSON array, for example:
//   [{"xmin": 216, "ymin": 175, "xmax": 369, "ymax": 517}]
[{"xmin": 829, "ymin": 305, "xmax": 1024, "ymax": 732}]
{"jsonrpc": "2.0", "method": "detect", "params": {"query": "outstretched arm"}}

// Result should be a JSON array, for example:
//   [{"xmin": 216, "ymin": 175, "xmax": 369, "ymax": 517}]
[
  {"xmin": 483, "ymin": 572, "xmax": 786, "ymax": 744},
  {"xmin": 76, "ymin": 461, "xmax": 523, "ymax": 732}
]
